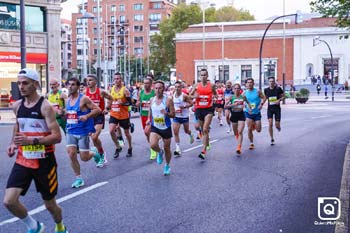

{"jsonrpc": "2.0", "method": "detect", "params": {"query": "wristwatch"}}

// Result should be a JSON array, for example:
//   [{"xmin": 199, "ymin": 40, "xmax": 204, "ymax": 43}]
[{"xmin": 33, "ymin": 138, "xmax": 40, "ymax": 145}]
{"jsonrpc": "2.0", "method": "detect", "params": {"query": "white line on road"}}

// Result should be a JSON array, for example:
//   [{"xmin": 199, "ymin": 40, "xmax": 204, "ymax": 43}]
[
  {"xmin": 182, "ymin": 139, "xmax": 219, "ymax": 153},
  {"xmin": 310, "ymin": 115, "xmax": 331, "ymax": 119},
  {"xmin": 0, "ymin": 181, "xmax": 108, "ymax": 226}
]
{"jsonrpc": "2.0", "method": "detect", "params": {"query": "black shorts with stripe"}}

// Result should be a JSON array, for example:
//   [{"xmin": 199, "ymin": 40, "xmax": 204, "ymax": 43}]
[{"xmin": 6, "ymin": 153, "xmax": 58, "ymax": 201}]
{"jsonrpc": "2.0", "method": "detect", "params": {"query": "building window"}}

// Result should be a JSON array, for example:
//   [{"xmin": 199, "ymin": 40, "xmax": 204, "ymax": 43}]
[
  {"xmin": 241, "ymin": 65, "xmax": 252, "ymax": 85},
  {"xmin": 120, "ymin": 15, "xmax": 126, "ymax": 23},
  {"xmin": 152, "ymin": 3, "xmax": 162, "ymax": 9},
  {"xmin": 77, "ymin": 28, "xmax": 84, "ymax": 34},
  {"xmin": 149, "ymin": 13, "xmax": 161, "ymax": 22},
  {"xmin": 77, "ymin": 38, "xmax": 83, "ymax": 45},
  {"xmin": 218, "ymin": 65, "xmax": 229, "ymax": 83},
  {"xmin": 134, "ymin": 36, "xmax": 143, "ymax": 43},
  {"xmin": 93, "ymin": 7, "xmax": 97, "ymax": 12},
  {"xmin": 76, "ymin": 18, "xmax": 82, "ymax": 24},
  {"xmin": 94, "ymin": 49, "xmax": 97, "ymax": 55},
  {"xmin": 134, "ymin": 14, "xmax": 144, "ymax": 21},
  {"xmin": 0, "ymin": 2, "xmax": 46, "ymax": 32},
  {"xmin": 264, "ymin": 61, "xmax": 276, "ymax": 84},
  {"xmin": 149, "ymin": 24, "xmax": 159, "ymax": 31},
  {"xmin": 93, "ymin": 38, "xmax": 97, "ymax": 44},
  {"xmin": 111, "ymin": 5, "xmax": 116, "ymax": 12},
  {"xmin": 77, "ymin": 49, "xmax": 83, "ymax": 55},
  {"xmin": 134, "ymin": 25, "xmax": 143, "ymax": 32},
  {"xmin": 134, "ymin": 3, "xmax": 143, "ymax": 10},
  {"xmin": 93, "ymin": 27, "xmax": 97, "ymax": 34},
  {"xmin": 134, "ymin": 47, "xmax": 143, "ymax": 55},
  {"xmin": 111, "ymin": 16, "xmax": 116, "ymax": 23},
  {"xmin": 119, "ymin": 4, "xmax": 125, "ymax": 12}
]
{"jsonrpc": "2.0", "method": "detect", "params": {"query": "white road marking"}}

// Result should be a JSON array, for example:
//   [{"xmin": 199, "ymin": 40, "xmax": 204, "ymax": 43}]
[
  {"xmin": 310, "ymin": 115, "xmax": 331, "ymax": 119},
  {"xmin": 183, "ymin": 139, "xmax": 218, "ymax": 153},
  {"xmin": 0, "ymin": 181, "xmax": 108, "ymax": 226}
]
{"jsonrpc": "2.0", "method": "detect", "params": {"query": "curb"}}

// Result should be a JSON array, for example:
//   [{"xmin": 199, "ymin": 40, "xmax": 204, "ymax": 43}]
[{"xmin": 335, "ymin": 142, "xmax": 350, "ymax": 233}]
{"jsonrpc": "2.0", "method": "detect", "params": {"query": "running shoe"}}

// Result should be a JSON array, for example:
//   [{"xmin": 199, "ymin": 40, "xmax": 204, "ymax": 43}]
[
  {"xmin": 126, "ymin": 148, "xmax": 133, "ymax": 157},
  {"xmin": 219, "ymin": 119, "xmax": 223, "ymax": 126},
  {"xmin": 157, "ymin": 149, "xmax": 164, "ymax": 164},
  {"xmin": 196, "ymin": 134, "xmax": 201, "ymax": 142},
  {"xmin": 90, "ymin": 147, "xmax": 100, "ymax": 164},
  {"xmin": 198, "ymin": 151, "xmax": 206, "ymax": 160},
  {"xmin": 277, "ymin": 127, "xmax": 281, "ymax": 132},
  {"xmin": 71, "ymin": 177, "xmax": 84, "ymax": 188},
  {"xmin": 249, "ymin": 143, "xmax": 255, "ymax": 150},
  {"xmin": 114, "ymin": 147, "xmax": 122, "ymax": 159},
  {"xmin": 226, "ymin": 126, "xmax": 231, "ymax": 134},
  {"xmin": 189, "ymin": 134, "xmax": 194, "ymax": 144},
  {"xmin": 150, "ymin": 148, "xmax": 157, "ymax": 160},
  {"xmin": 236, "ymin": 144, "xmax": 242, "ymax": 155},
  {"xmin": 206, "ymin": 143, "xmax": 211, "ymax": 151},
  {"xmin": 163, "ymin": 164, "xmax": 171, "ymax": 176},
  {"xmin": 97, "ymin": 153, "xmax": 106, "ymax": 168},
  {"xmin": 55, "ymin": 227, "xmax": 69, "ymax": 233},
  {"xmin": 28, "ymin": 222, "xmax": 45, "ymax": 233},
  {"xmin": 271, "ymin": 139, "xmax": 275, "ymax": 146},
  {"xmin": 130, "ymin": 123, "xmax": 135, "ymax": 133}
]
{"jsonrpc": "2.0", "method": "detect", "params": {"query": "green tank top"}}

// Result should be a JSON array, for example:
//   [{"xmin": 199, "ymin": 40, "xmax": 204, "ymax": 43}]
[
  {"xmin": 139, "ymin": 89, "xmax": 155, "ymax": 116},
  {"xmin": 230, "ymin": 94, "xmax": 244, "ymax": 112}
]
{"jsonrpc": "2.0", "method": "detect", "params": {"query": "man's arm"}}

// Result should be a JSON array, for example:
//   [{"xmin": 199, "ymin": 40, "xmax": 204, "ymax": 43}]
[
  {"xmin": 135, "ymin": 91, "xmax": 141, "ymax": 107},
  {"xmin": 166, "ymin": 97, "xmax": 175, "ymax": 118},
  {"xmin": 7, "ymin": 101, "xmax": 21, "ymax": 157},
  {"xmin": 101, "ymin": 89, "xmax": 113, "ymax": 101},
  {"xmin": 188, "ymin": 84, "xmax": 197, "ymax": 99},
  {"xmin": 212, "ymin": 83, "xmax": 217, "ymax": 96},
  {"xmin": 82, "ymin": 96, "xmax": 102, "ymax": 119},
  {"xmin": 39, "ymin": 101, "xmax": 62, "ymax": 145},
  {"xmin": 121, "ymin": 88, "xmax": 132, "ymax": 106},
  {"xmin": 183, "ymin": 94, "xmax": 194, "ymax": 108},
  {"xmin": 146, "ymin": 97, "xmax": 154, "ymax": 124}
]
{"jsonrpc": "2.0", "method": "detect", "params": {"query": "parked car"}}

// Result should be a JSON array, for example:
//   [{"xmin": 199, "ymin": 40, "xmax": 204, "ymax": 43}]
[{"xmin": 0, "ymin": 89, "xmax": 10, "ymax": 107}]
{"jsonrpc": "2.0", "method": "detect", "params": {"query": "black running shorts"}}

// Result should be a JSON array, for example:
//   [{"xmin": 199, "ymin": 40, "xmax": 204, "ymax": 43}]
[{"xmin": 267, "ymin": 107, "xmax": 281, "ymax": 121}]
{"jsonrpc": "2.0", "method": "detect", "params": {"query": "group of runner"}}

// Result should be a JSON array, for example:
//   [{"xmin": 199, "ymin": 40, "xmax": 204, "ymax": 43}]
[{"xmin": 4, "ymin": 67, "xmax": 284, "ymax": 233}]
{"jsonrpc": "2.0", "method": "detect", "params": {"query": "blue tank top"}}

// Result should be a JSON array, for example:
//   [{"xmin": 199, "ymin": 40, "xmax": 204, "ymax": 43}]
[
  {"xmin": 244, "ymin": 88, "xmax": 261, "ymax": 114},
  {"xmin": 151, "ymin": 96, "xmax": 172, "ymax": 130},
  {"xmin": 66, "ymin": 94, "xmax": 95, "ymax": 135}
]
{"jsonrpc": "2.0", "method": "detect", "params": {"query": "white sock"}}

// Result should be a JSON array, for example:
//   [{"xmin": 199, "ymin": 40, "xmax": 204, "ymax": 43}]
[
  {"xmin": 76, "ymin": 175, "xmax": 82, "ymax": 179},
  {"xmin": 21, "ymin": 215, "xmax": 37, "ymax": 230}
]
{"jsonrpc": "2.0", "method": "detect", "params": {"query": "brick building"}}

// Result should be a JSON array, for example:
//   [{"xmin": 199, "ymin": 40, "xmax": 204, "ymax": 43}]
[
  {"xmin": 61, "ymin": 18, "xmax": 72, "ymax": 81},
  {"xmin": 175, "ymin": 17, "xmax": 350, "ymax": 87},
  {"xmin": 71, "ymin": 0, "xmax": 177, "ymax": 83}
]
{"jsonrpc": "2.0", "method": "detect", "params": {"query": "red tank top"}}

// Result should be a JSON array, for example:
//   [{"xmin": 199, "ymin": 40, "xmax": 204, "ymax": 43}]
[
  {"xmin": 215, "ymin": 88, "xmax": 224, "ymax": 105},
  {"xmin": 86, "ymin": 87, "xmax": 105, "ymax": 110},
  {"xmin": 195, "ymin": 82, "xmax": 213, "ymax": 109}
]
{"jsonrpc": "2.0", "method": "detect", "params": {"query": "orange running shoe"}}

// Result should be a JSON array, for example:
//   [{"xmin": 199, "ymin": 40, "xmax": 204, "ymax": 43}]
[{"xmin": 236, "ymin": 144, "xmax": 242, "ymax": 155}]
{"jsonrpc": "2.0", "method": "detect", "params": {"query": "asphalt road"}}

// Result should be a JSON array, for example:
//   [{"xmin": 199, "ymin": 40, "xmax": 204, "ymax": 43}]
[{"xmin": 0, "ymin": 102, "xmax": 349, "ymax": 233}]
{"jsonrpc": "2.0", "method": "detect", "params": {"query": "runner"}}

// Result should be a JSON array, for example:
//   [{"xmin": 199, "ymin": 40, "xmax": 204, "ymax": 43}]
[
  {"xmin": 189, "ymin": 68, "xmax": 217, "ymax": 160},
  {"xmin": 79, "ymin": 82, "xmax": 86, "ymax": 94},
  {"xmin": 224, "ymin": 83, "xmax": 251, "ymax": 155},
  {"xmin": 4, "ymin": 68, "xmax": 68, "ymax": 233},
  {"xmin": 86, "ymin": 74, "xmax": 112, "ymax": 167},
  {"xmin": 136, "ymin": 76, "xmax": 157, "ymax": 159},
  {"xmin": 262, "ymin": 77, "xmax": 284, "ymax": 145},
  {"xmin": 223, "ymin": 81, "xmax": 234, "ymax": 133},
  {"xmin": 172, "ymin": 81, "xmax": 194, "ymax": 156},
  {"xmin": 107, "ymin": 72, "xmax": 133, "ymax": 158},
  {"xmin": 66, "ymin": 77, "xmax": 102, "ymax": 188},
  {"xmin": 47, "ymin": 78, "xmax": 68, "ymax": 135},
  {"xmin": 214, "ymin": 80, "xmax": 225, "ymax": 126},
  {"xmin": 147, "ymin": 80, "xmax": 175, "ymax": 175},
  {"xmin": 243, "ymin": 78, "xmax": 265, "ymax": 150}
]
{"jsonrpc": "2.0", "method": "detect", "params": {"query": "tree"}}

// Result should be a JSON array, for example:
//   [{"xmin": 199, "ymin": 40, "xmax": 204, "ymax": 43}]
[
  {"xmin": 310, "ymin": 0, "xmax": 350, "ymax": 28},
  {"xmin": 149, "ymin": 3, "xmax": 254, "ymax": 77}
]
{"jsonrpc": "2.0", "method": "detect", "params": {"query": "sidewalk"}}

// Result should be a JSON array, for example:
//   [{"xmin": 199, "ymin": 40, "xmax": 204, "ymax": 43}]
[{"xmin": 0, "ymin": 110, "xmax": 140, "ymax": 125}]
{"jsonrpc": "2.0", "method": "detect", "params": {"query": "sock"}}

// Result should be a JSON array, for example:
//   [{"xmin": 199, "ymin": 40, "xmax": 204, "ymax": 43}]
[
  {"xmin": 98, "ymin": 147, "xmax": 104, "ymax": 154},
  {"xmin": 76, "ymin": 175, "xmax": 82, "ymax": 179},
  {"xmin": 21, "ymin": 215, "xmax": 37, "ymax": 231},
  {"xmin": 55, "ymin": 222, "xmax": 65, "ymax": 232},
  {"xmin": 176, "ymin": 143, "xmax": 180, "ymax": 147}
]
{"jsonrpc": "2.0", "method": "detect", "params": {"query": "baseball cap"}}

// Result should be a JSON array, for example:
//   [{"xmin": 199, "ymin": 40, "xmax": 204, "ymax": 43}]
[{"xmin": 18, "ymin": 68, "xmax": 40, "ymax": 82}]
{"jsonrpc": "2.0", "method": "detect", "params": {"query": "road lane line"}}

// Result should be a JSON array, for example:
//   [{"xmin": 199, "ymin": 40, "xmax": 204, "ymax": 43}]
[
  {"xmin": 335, "ymin": 142, "xmax": 350, "ymax": 233},
  {"xmin": 182, "ymin": 139, "xmax": 218, "ymax": 153},
  {"xmin": 0, "ymin": 181, "xmax": 108, "ymax": 226},
  {"xmin": 311, "ymin": 115, "xmax": 331, "ymax": 119}
]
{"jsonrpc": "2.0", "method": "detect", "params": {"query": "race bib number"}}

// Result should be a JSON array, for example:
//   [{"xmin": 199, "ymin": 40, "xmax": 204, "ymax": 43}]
[
  {"xmin": 93, "ymin": 99, "xmax": 100, "ymax": 105},
  {"xmin": 250, "ymin": 103, "xmax": 256, "ymax": 109},
  {"xmin": 67, "ymin": 110, "xmax": 78, "ymax": 124},
  {"xmin": 141, "ymin": 101, "xmax": 150, "ymax": 111},
  {"xmin": 154, "ymin": 116, "xmax": 165, "ymax": 128},
  {"xmin": 22, "ymin": 144, "xmax": 46, "ymax": 159},
  {"xmin": 111, "ymin": 101, "xmax": 120, "ymax": 112},
  {"xmin": 269, "ymin": 96, "xmax": 278, "ymax": 105},
  {"xmin": 175, "ymin": 106, "xmax": 182, "ymax": 114},
  {"xmin": 198, "ymin": 95, "xmax": 209, "ymax": 106}
]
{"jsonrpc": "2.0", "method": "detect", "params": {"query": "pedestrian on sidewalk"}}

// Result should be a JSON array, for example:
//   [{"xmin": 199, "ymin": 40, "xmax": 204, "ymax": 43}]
[
  {"xmin": 316, "ymin": 84, "xmax": 321, "ymax": 95},
  {"xmin": 325, "ymin": 84, "xmax": 328, "ymax": 99}
]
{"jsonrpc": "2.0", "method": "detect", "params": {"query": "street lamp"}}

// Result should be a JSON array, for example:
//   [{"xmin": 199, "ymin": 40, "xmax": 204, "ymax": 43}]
[
  {"xmin": 313, "ymin": 36, "xmax": 335, "ymax": 101},
  {"xmin": 259, "ymin": 13, "xmax": 298, "ymax": 90},
  {"xmin": 79, "ymin": 9, "xmax": 95, "ymax": 81}
]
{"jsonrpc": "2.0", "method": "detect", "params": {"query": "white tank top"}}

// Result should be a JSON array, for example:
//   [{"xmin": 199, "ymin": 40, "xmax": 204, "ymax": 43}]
[
  {"xmin": 151, "ymin": 96, "xmax": 171, "ymax": 130},
  {"xmin": 173, "ymin": 93, "xmax": 189, "ymax": 118}
]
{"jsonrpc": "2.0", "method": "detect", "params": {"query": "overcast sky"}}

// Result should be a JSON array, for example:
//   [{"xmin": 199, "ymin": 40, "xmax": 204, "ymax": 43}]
[{"xmin": 61, "ymin": 0, "xmax": 312, "ymax": 21}]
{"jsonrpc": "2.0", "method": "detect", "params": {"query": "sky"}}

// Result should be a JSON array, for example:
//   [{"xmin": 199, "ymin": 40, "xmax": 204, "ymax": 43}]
[{"xmin": 61, "ymin": 0, "xmax": 313, "ymax": 21}]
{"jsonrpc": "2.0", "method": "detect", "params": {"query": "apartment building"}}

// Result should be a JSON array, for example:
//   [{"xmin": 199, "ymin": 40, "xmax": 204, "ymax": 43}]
[
  {"xmin": 61, "ymin": 18, "xmax": 72, "ymax": 81},
  {"xmin": 71, "ymin": 0, "xmax": 177, "ymax": 81}
]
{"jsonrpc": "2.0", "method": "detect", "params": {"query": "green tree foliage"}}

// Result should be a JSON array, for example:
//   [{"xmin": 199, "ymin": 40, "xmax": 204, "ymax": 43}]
[
  {"xmin": 150, "ymin": 3, "xmax": 255, "ymax": 78},
  {"xmin": 310, "ymin": 0, "xmax": 350, "ymax": 28}
]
